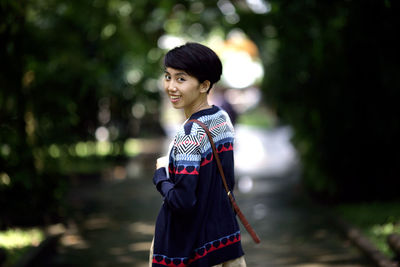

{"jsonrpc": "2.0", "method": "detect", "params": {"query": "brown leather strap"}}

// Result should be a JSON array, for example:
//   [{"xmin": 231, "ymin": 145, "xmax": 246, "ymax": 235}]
[{"xmin": 187, "ymin": 119, "xmax": 261, "ymax": 244}]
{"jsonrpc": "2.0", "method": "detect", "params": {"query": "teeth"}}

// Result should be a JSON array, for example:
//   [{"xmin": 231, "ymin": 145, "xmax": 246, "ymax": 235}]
[{"xmin": 170, "ymin": 96, "xmax": 180, "ymax": 99}]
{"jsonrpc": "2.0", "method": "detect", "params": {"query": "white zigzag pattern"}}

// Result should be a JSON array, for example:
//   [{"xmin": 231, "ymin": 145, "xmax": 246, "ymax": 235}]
[
  {"xmin": 174, "ymin": 109, "xmax": 234, "ymax": 161},
  {"xmin": 199, "ymin": 134, "xmax": 234, "ymax": 154},
  {"xmin": 176, "ymin": 135, "xmax": 200, "ymax": 156},
  {"xmin": 176, "ymin": 154, "xmax": 201, "ymax": 162},
  {"xmin": 193, "ymin": 110, "xmax": 234, "ymax": 134}
]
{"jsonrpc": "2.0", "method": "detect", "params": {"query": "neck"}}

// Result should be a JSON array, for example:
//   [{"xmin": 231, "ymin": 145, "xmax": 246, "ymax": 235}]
[{"xmin": 184, "ymin": 99, "xmax": 211, "ymax": 119}]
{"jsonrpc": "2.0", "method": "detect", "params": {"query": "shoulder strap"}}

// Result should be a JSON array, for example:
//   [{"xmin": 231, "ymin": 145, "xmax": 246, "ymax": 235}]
[
  {"xmin": 187, "ymin": 119, "xmax": 261, "ymax": 244},
  {"xmin": 189, "ymin": 119, "xmax": 231, "ymax": 195}
]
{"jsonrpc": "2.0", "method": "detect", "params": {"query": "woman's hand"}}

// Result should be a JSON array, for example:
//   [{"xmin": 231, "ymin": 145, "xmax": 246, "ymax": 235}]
[{"xmin": 156, "ymin": 156, "xmax": 168, "ymax": 170}]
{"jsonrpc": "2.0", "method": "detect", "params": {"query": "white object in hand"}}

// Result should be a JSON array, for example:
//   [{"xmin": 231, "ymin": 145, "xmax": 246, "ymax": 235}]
[{"xmin": 156, "ymin": 156, "xmax": 169, "ymax": 170}]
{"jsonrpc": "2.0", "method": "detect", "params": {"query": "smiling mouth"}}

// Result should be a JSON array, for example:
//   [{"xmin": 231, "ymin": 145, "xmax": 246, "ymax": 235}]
[{"xmin": 170, "ymin": 95, "xmax": 181, "ymax": 103}]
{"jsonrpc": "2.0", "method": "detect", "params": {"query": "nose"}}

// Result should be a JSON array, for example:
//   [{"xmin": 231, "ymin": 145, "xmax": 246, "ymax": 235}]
[{"xmin": 166, "ymin": 81, "xmax": 177, "ymax": 92}]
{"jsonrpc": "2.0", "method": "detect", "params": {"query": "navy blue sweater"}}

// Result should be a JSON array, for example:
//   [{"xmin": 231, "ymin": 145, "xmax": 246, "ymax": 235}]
[{"xmin": 152, "ymin": 106, "xmax": 244, "ymax": 266}]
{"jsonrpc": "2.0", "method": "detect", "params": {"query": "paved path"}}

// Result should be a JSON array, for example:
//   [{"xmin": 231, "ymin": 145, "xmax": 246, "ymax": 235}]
[
  {"xmin": 235, "ymin": 170, "xmax": 371, "ymax": 267},
  {"xmin": 42, "ymin": 126, "xmax": 373, "ymax": 267}
]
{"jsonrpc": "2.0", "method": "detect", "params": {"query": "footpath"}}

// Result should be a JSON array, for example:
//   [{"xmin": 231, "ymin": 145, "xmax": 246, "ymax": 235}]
[{"xmin": 37, "ymin": 126, "xmax": 372, "ymax": 267}]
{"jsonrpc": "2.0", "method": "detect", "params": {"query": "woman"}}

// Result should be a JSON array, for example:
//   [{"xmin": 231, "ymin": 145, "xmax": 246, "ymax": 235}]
[{"xmin": 151, "ymin": 42, "xmax": 246, "ymax": 267}]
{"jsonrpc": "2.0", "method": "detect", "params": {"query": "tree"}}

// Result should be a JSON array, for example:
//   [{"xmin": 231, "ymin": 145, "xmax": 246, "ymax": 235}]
[
  {"xmin": 0, "ymin": 0, "xmax": 231, "ymax": 226},
  {"xmin": 259, "ymin": 0, "xmax": 400, "ymax": 201}
]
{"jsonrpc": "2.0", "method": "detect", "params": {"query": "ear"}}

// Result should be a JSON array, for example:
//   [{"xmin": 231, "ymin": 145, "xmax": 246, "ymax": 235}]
[{"xmin": 199, "ymin": 80, "xmax": 211, "ymax": 93}]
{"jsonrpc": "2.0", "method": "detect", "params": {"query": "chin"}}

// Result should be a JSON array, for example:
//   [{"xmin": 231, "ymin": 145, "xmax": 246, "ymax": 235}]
[{"xmin": 171, "ymin": 105, "xmax": 183, "ymax": 110}]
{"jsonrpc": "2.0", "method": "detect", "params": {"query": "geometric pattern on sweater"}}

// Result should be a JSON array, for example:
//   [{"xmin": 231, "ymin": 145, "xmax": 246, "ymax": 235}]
[
  {"xmin": 169, "ymin": 110, "xmax": 235, "ymax": 177},
  {"xmin": 174, "ymin": 111, "xmax": 234, "ymax": 163},
  {"xmin": 173, "ymin": 136, "xmax": 234, "ymax": 166},
  {"xmin": 152, "ymin": 231, "xmax": 241, "ymax": 267},
  {"xmin": 192, "ymin": 109, "xmax": 234, "ymax": 135},
  {"xmin": 175, "ymin": 154, "xmax": 202, "ymax": 163},
  {"xmin": 200, "ymin": 141, "xmax": 234, "ymax": 167},
  {"xmin": 169, "ymin": 165, "xmax": 199, "ymax": 175},
  {"xmin": 174, "ymin": 109, "xmax": 234, "ymax": 142},
  {"xmin": 169, "ymin": 140, "xmax": 234, "ymax": 174},
  {"xmin": 200, "ymin": 135, "xmax": 234, "ymax": 156},
  {"xmin": 175, "ymin": 134, "xmax": 201, "ymax": 156}
]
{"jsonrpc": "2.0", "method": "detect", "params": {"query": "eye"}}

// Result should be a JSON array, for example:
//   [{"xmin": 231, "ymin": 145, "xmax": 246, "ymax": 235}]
[
  {"xmin": 164, "ymin": 74, "xmax": 171, "ymax": 81},
  {"xmin": 177, "ymin": 77, "xmax": 186, "ymax": 82}
]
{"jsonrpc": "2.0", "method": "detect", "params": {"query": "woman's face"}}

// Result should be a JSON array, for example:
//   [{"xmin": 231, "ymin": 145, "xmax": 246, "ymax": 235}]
[{"xmin": 164, "ymin": 67, "xmax": 208, "ymax": 116}]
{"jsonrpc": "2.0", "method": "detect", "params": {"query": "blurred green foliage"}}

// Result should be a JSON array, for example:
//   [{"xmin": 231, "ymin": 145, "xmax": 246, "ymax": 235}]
[
  {"xmin": 254, "ymin": 0, "xmax": 400, "ymax": 202},
  {"xmin": 0, "ymin": 0, "xmax": 231, "ymax": 227},
  {"xmin": 0, "ymin": 0, "xmax": 164, "ymax": 227}
]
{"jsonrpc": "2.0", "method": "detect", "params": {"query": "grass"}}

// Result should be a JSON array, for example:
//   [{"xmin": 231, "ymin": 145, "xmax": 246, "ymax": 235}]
[
  {"xmin": 335, "ymin": 201, "xmax": 400, "ymax": 258},
  {"xmin": 0, "ymin": 228, "xmax": 44, "ymax": 266}
]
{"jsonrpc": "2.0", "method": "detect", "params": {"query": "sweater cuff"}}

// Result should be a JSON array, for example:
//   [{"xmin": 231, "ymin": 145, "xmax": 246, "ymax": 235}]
[{"xmin": 153, "ymin": 167, "xmax": 173, "ymax": 197}]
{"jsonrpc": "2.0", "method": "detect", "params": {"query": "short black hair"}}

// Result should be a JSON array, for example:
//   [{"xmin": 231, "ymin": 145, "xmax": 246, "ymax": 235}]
[{"xmin": 164, "ymin": 42, "xmax": 223, "ymax": 93}]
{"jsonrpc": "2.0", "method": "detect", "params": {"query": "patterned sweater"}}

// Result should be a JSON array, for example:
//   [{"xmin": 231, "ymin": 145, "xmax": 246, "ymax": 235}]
[{"xmin": 152, "ymin": 105, "xmax": 244, "ymax": 267}]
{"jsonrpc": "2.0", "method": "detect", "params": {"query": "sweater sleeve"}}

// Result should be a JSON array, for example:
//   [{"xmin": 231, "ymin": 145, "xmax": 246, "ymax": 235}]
[
  {"xmin": 153, "ymin": 132, "xmax": 202, "ymax": 213},
  {"xmin": 153, "ymin": 167, "xmax": 174, "ymax": 196}
]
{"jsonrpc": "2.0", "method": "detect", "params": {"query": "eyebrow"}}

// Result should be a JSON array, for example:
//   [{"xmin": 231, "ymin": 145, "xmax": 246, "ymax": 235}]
[{"xmin": 164, "ymin": 70, "xmax": 188, "ymax": 76}]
